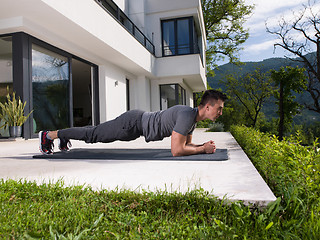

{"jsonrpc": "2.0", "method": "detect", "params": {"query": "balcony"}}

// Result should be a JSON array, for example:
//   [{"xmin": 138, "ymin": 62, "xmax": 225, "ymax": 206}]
[
  {"xmin": 156, "ymin": 54, "xmax": 206, "ymax": 92},
  {"xmin": 163, "ymin": 43, "xmax": 200, "ymax": 57},
  {"xmin": 95, "ymin": 0, "xmax": 155, "ymax": 55}
]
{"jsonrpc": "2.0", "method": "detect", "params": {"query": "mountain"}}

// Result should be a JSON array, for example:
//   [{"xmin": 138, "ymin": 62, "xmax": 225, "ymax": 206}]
[{"xmin": 208, "ymin": 54, "xmax": 316, "ymax": 88}]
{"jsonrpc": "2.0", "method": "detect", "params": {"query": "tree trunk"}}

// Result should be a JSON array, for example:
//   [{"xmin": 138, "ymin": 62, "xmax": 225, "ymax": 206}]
[{"xmin": 278, "ymin": 81, "xmax": 284, "ymax": 141}]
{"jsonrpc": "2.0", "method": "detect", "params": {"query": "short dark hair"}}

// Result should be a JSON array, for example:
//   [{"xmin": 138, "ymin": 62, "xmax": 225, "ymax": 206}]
[{"xmin": 199, "ymin": 89, "xmax": 228, "ymax": 106}]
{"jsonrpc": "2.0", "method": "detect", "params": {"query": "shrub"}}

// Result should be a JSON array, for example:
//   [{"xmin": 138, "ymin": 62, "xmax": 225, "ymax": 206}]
[
  {"xmin": 230, "ymin": 125, "xmax": 320, "ymax": 238},
  {"xmin": 0, "ymin": 87, "xmax": 32, "ymax": 128},
  {"xmin": 207, "ymin": 122, "xmax": 224, "ymax": 132}
]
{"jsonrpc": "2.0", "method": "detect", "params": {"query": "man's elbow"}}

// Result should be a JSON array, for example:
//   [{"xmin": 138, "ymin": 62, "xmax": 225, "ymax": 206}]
[{"xmin": 171, "ymin": 149, "xmax": 184, "ymax": 157}]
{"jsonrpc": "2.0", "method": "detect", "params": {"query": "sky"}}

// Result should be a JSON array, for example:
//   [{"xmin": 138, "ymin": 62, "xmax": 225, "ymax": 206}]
[{"xmin": 221, "ymin": 0, "xmax": 320, "ymax": 65}]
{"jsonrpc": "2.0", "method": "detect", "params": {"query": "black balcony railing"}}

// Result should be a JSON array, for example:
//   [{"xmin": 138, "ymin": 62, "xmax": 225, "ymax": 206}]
[
  {"xmin": 163, "ymin": 43, "xmax": 200, "ymax": 56},
  {"xmin": 95, "ymin": 0, "xmax": 155, "ymax": 55}
]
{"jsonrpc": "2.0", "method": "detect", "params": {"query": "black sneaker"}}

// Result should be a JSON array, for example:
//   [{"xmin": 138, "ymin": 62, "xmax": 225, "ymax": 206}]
[
  {"xmin": 39, "ymin": 131, "xmax": 54, "ymax": 155},
  {"xmin": 58, "ymin": 138, "xmax": 72, "ymax": 151}
]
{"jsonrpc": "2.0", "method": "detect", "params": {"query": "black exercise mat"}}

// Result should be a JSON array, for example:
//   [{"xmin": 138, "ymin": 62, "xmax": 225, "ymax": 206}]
[{"xmin": 33, "ymin": 148, "xmax": 228, "ymax": 161}]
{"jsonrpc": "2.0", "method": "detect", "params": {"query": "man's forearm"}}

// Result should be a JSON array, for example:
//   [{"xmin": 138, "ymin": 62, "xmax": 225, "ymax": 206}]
[
  {"xmin": 172, "ymin": 144, "xmax": 206, "ymax": 156},
  {"xmin": 186, "ymin": 143, "xmax": 204, "ymax": 148},
  {"xmin": 171, "ymin": 131, "xmax": 215, "ymax": 156}
]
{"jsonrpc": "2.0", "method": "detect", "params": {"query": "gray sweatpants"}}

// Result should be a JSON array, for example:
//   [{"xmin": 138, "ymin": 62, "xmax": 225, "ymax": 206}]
[{"xmin": 58, "ymin": 110, "xmax": 144, "ymax": 143}]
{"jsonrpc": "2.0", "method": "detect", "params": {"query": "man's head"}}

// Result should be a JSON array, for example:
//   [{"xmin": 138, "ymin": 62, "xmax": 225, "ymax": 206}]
[
  {"xmin": 199, "ymin": 89, "xmax": 228, "ymax": 121},
  {"xmin": 199, "ymin": 89, "xmax": 228, "ymax": 106}
]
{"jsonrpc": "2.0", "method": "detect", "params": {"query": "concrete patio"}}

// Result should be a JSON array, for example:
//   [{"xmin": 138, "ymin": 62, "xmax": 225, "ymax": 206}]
[{"xmin": 0, "ymin": 129, "xmax": 276, "ymax": 206}]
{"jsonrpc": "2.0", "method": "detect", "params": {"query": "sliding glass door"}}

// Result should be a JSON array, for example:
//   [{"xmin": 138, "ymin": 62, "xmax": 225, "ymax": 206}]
[
  {"xmin": 32, "ymin": 44, "xmax": 70, "ymax": 132},
  {"xmin": 0, "ymin": 32, "xmax": 99, "ymax": 138},
  {"xmin": 0, "ymin": 36, "xmax": 13, "ymax": 137}
]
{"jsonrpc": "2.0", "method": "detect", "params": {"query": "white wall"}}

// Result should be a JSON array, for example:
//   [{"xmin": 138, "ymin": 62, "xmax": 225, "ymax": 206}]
[
  {"xmin": 134, "ymin": 76, "xmax": 151, "ymax": 111},
  {"xmin": 128, "ymin": 0, "xmax": 146, "ymax": 34},
  {"xmin": 184, "ymin": 84, "xmax": 194, "ymax": 108},
  {"xmin": 150, "ymin": 79, "xmax": 160, "ymax": 111},
  {"xmin": 99, "ymin": 63, "xmax": 129, "ymax": 121},
  {"xmin": 99, "ymin": 64, "xmax": 158, "ymax": 122}
]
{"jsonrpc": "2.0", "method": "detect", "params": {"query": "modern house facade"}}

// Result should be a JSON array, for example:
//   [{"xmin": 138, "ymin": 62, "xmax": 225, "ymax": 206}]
[{"xmin": 0, "ymin": 0, "xmax": 207, "ymax": 139}]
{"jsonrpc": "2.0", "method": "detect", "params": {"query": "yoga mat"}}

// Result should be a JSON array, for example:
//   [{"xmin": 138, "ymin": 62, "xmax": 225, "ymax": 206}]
[{"xmin": 33, "ymin": 148, "xmax": 228, "ymax": 161}]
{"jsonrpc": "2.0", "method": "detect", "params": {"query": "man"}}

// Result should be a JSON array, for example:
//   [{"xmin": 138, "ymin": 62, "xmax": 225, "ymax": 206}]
[{"xmin": 39, "ymin": 89, "xmax": 227, "ymax": 156}]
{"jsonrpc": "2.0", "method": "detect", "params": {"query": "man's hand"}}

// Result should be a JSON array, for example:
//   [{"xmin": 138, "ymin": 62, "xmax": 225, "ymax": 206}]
[
  {"xmin": 203, "ymin": 140, "xmax": 216, "ymax": 154},
  {"xmin": 171, "ymin": 131, "xmax": 217, "ymax": 156}
]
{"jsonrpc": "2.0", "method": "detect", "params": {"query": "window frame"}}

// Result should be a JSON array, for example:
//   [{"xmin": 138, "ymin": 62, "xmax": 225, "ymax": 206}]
[
  {"xmin": 161, "ymin": 16, "xmax": 199, "ymax": 57},
  {"xmin": 160, "ymin": 84, "xmax": 186, "ymax": 110}
]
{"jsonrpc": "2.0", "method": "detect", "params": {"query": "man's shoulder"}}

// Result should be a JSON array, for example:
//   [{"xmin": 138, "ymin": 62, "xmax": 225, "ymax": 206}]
[
  {"xmin": 168, "ymin": 105, "xmax": 194, "ymax": 112},
  {"xmin": 165, "ymin": 105, "xmax": 198, "ymax": 121}
]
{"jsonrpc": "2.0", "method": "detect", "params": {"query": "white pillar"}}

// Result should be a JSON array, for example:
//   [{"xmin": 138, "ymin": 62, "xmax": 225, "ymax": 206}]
[{"xmin": 135, "ymin": 75, "xmax": 151, "ymax": 111}]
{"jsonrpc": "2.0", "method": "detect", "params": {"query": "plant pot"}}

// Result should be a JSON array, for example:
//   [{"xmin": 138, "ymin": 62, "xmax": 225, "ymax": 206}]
[{"xmin": 9, "ymin": 126, "xmax": 22, "ymax": 138}]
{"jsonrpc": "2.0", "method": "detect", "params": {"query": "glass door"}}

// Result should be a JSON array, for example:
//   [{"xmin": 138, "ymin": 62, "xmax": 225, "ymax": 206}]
[
  {"xmin": 0, "ymin": 36, "xmax": 13, "ymax": 137},
  {"xmin": 32, "ymin": 44, "xmax": 70, "ymax": 133},
  {"xmin": 72, "ymin": 58, "xmax": 93, "ymax": 127}
]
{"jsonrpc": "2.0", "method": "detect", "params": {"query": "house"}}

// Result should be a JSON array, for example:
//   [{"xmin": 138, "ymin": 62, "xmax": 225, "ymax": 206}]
[{"xmin": 0, "ymin": 0, "xmax": 207, "ymax": 139}]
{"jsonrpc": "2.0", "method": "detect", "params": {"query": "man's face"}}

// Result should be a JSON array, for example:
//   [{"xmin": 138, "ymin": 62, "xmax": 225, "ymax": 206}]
[{"xmin": 206, "ymin": 99, "xmax": 224, "ymax": 121}]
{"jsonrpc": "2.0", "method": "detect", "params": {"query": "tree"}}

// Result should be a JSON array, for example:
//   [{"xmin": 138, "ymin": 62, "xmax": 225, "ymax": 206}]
[
  {"xmin": 222, "ymin": 68, "xmax": 275, "ymax": 128},
  {"xmin": 271, "ymin": 66, "xmax": 307, "ymax": 141},
  {"xmin": 202, "ymin": 0, "xmax": 253, "ymax": 72},
  {"xmin": 266, "ymin": 0, "xmax": 320, "ymax": 114},
  {"xmin": 215, "ymin": 96, "xmax": 248, "ymax": 131}
]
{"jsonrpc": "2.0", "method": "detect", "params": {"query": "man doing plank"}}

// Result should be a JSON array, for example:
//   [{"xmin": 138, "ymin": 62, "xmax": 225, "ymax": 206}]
[{"xmin": 39, "ymin": 89, "xmax": 227, "ymax": 156}]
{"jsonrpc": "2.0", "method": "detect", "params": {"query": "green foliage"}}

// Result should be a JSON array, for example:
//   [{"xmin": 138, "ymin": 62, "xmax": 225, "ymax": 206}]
[
  {"xmin": 271, "ymin": 66, "xmax": 307, "ymax": 140},
  {"xmin": 230, "ymin": 125, "xmax": 320, "ymax": 238},
  {"xmin": 221, "ymin": 68, "xmax": 275, "ymax": 127},
  {"xmin": 201, "ymin": 0, "xmax": 253, "ymax": 72},
  {"xmin": 258, "ymin": 117, "xmax": 279, "ymax": 135},
  {"xmin": 197, "ymin": 121, "xmax": 225, "ymax": 131},
  {"xmin": 215, "ymin": 100, "xmax": 247, "ymax": 131},
  {"xmin": 207, "ymin": 122, "xmax": 224, "ymax": 132},
  {"xmin": 0, "ymin": 87, "xmax": 32, "ymax": 128},
  {"xmin": 293, "ymin": 121, "xmax": 320, "ymax": 146},
  {"xmin": 208, "ymin": 56, "xmax": 320, "ymax": 140}
]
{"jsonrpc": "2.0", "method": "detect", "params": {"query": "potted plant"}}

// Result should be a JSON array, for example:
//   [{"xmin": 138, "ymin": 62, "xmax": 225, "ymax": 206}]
[{"xmin": 0, "ymin": 87, "xmax": 33, "ymax": 138}]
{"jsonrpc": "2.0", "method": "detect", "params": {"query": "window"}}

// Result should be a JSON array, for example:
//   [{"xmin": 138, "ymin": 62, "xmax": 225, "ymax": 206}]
[
  {"xmin": 160, "ymin": 84, "xmax": 186, "ymax": 110},
  {"xmin": 0, "ymin": 36, "xmax": 13, "ymax": 137},
  {"xmin": 0, "ymin": 36, "xmax": 13, "ymax": 98},
  {"xmin": 162, "ymin": 17, "xmax": 199, "ymax": 57}
]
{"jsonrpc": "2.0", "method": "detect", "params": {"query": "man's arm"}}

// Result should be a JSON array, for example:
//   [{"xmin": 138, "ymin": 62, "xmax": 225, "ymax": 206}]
[{"xmin": 171, "ymin": 131, "xmax": 216, "ymax": 157}]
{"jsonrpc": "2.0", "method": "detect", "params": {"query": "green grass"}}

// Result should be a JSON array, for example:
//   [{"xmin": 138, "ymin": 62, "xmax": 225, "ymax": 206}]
[
  {"xmin": 1, "ymin": 125, "xmax": 320, "ymax": 239},
  {"xmin": 0, "ymin": 179, "xmax": 279, "ymax": 239}
]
